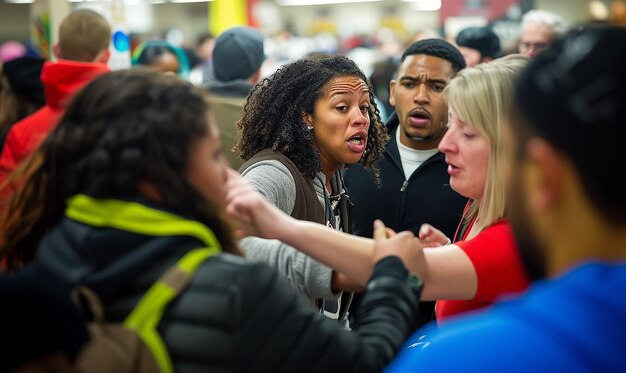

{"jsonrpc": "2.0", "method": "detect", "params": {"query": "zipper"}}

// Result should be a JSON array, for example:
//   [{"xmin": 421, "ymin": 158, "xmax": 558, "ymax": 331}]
[{"xmin": 400, "ymin": 180, "xmax": 408, "ymax": 192}]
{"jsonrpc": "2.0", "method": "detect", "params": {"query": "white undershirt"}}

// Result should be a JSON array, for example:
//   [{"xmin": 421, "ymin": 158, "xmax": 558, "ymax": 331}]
[{"xmin": 396, "ymin": 127, "xmax": 439, "ymax": 178}]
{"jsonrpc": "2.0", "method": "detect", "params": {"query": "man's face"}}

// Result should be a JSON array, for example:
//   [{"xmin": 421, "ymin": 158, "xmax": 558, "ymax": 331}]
[
  {"xmin": 519, "ymin": 24, "xmax": 555, "ymax": 57},
  {"xmin": 504, "ymin": 115, "xmax": 547, "ymax": 281},
  {"xmin": 390, "ymin": 54, "xmax": 454, "ymax": 150}
]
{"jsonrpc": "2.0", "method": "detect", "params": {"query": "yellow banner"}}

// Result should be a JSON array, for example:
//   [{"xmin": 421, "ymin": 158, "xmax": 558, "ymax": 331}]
[{"xmin": 209, "ymin": 0, "xmax": 248, "ymax": 35}]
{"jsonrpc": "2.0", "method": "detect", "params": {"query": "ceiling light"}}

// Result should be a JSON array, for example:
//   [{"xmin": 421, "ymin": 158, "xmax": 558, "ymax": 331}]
[
  {"xmin": 277, "ymin": 0, "xmax": 382, "ymax": 6},
  {"xmin": 405, "ymin": 0, "xmax": 441, "ymax": 11},
  {"xmin": 169, "ymin": 0, "xmax": 213, "ymax": 3}
]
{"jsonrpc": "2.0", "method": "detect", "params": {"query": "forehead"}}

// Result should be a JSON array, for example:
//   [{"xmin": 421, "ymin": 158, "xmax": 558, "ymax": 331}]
[
  {"xmin": 320, "ymin": 75, "xmax": 369, "ymax": 96},
  {"xmin": 521, "ymin": 24, "xmax": 555, "ymax": 42},
  {"xmin": 398, "ymin": 54, "xmax": 455, "ymax": 78}
]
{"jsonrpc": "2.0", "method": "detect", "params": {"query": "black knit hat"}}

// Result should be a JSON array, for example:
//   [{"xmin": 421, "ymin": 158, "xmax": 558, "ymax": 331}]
[
  {"xmin": 212, "ymin": 26, "xmax": 265, "ymax": 82},
  {"xmin": 455, "ymin": 26, "xmax": 501, "ymax": 59},
  {"xmin": 401, "ymin": 38, "xmax": 466, "ymax": 72},
  {"xmin": 2, "ymin": 55, "xmax": 46, "ymax": 106}
]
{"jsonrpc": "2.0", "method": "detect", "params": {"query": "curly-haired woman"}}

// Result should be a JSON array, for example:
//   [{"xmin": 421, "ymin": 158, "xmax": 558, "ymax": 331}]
[{"xmin": 235, "ymin": 54, "xmax": 387, "ymax": 325}]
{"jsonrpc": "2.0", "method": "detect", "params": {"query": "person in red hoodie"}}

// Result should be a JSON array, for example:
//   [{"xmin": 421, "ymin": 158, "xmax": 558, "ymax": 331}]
[{"xmin": 0, "ymin": 9, "xmax": 111, "ymax": 190}]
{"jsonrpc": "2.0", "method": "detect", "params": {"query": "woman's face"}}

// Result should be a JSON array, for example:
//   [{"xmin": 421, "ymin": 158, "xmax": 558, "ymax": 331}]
[
  {"xmin": 306, "ymin": 75, "xmax": 371, "ymax": 174},
  {"xmin": 438, "ymin": 109, "xmax": 490, "ymax": 200},
  {"xmin": 151, "ymin": 52, "xmax": 180, "ymax": 75},
  {"xmin": 186, "ymin": 115, "xmax": 229, "ymax": 210}
]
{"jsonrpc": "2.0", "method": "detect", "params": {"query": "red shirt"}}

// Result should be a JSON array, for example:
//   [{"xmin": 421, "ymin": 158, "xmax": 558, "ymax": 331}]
[{"xmin": 435, "ymin": 218, "xmax": 530, "ymax": 323}]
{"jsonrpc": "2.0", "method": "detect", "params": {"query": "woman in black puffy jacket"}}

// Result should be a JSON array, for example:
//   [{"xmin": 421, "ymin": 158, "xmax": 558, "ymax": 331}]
[{"xmin": 0, "ymin": 68, "xmax": 421, "ymax": 373}]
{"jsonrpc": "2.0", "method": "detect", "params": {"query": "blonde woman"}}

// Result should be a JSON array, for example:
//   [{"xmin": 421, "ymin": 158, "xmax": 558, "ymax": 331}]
[{"xmin": 226, "ymin": 54, "xmax": 532, "ymax": 323}]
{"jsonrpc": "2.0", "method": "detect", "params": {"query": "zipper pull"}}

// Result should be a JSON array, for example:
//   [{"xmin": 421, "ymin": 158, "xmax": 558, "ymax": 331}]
[{"xmin": 400, "ymin": 180, "xmax": 408, "ymax": 192}]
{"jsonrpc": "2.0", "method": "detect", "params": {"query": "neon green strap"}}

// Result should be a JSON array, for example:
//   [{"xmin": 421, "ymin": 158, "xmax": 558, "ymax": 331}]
[
  {"xmin": 124, "ymin": 248, "xmax": 213, "ymax": 373},
  {"xmin": 66, "ymin": 194, "xmax": 222, "ymax": 254},
  {"xmin": 66, "ymin": 194, "xmax": 223, "ymax": 373}
]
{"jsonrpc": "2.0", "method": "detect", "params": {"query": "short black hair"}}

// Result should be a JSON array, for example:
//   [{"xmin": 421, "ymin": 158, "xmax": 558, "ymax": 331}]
[
  {"xmin": 401, "ymin": 38, "xmax": 466, "ymax": 72},
  {"xmin": 455, "ymin": 26, "xmax": 501, "ymax": 59},
  {"xmin": 514, "ymin": 26, "xmax": 626, "ymax": 222}
]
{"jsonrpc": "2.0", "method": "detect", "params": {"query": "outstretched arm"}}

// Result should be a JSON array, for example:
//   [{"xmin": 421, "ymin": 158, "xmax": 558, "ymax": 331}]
[
  {"xmin": 225, "ymin": 169, "xmax": 477, "ymax": 300},
  {"xmin": 226, "ymin": 169, "xmax": 374, "ymax": 285}
]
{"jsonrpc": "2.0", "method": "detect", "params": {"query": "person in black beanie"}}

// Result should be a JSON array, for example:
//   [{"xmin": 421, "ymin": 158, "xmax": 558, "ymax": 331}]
[
  {"xmin": 0, "ymin": 56, "xmax": 46, "ymax": 151},
  {"xmin": 203, "ymin": 26, "xmax": 265, "ymax": 169},
  {"xmin": 455, "ymin": 26, "xmax": 501, "ymax": 67}
]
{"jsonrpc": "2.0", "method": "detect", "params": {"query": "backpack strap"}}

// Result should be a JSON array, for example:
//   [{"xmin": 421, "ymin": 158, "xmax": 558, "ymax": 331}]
[
  {"xmin": 124, "ymin": 247, "xmax": 213, "ymax": 373},
  {"xmin": 65, "ymin": 194, "xmax": 223, "ymax": 373}
]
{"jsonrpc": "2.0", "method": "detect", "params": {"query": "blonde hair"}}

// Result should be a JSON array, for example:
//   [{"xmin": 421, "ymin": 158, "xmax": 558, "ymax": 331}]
[
  {"xmin": 445, "ymin": 54, "xmax": 531, "ymax": 227},
  {"xmin": 58, "ymin": 9, "xmax": 111, "ymax": 62}
]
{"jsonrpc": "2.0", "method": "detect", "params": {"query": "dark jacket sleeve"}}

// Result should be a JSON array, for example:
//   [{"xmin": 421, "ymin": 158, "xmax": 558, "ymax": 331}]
[{"xmin": 233, "ymin": 256, "xmax": 420, "ymax": 373}]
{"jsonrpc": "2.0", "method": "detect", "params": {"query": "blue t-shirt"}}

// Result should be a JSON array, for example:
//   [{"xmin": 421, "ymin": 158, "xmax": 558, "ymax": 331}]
[{"xmin": 385, "ymin": 261, "xmax": 626, "ymax": 372}]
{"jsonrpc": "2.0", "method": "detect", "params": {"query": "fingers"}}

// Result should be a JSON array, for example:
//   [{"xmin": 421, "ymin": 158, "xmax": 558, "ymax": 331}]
[
  {"xmin": 373, "ymin": 219, "xmax": 387, "ymax": 241},
  {"xmin": 418, "ymin": 224, "xmax": 432, "ymax": 240}
]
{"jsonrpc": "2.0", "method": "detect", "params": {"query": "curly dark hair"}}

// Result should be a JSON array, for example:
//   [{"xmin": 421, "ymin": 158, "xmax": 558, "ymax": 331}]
[
  {"xmin": 236, "ymin": 54, "xmax": 388, "ymax": 179},
  {"xmin": 0, "ymin": 68, "xmax": 237, "ymax": 269}
]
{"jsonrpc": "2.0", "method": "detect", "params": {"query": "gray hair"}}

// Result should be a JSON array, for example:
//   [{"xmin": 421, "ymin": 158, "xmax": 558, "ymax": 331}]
[{"xmin": 521, "ymin": 10, "xmax": 568, "ymax": 38}]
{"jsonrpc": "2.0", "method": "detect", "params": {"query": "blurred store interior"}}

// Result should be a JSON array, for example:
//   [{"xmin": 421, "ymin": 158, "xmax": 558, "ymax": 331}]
[{"xmin": 1, "ymin": 0, "xmax": 624, "ymax": 79}]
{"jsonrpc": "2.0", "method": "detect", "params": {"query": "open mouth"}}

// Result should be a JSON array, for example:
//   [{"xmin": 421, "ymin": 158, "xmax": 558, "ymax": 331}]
[
  {"xmin": 348, "ymin": 134, "xmax": 365, "ymax": 146},
  {"xmin": 346, "ymin": 131, "xmax": 368, "ymax": 153},
  {"xmin": 409, "ymin": 109, "xmax": 431, "ymax": 121}
]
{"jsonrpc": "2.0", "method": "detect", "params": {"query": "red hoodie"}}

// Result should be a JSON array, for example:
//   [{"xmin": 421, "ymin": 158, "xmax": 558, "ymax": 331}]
[{"xmin": 0, "ymin": 60, "xmax": 109, "ymax": 187}]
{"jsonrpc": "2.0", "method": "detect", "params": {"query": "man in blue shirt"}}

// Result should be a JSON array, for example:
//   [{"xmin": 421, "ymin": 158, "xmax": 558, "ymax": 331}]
[{"xmin": 382, "ymin": 26, "xmax": 626, "ymax": 372}]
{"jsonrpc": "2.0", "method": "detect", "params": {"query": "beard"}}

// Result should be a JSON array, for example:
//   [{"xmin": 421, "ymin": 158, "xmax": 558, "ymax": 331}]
[{"xmin": 508, "ymin": 173, "xmax": 548, "ymax": 281}]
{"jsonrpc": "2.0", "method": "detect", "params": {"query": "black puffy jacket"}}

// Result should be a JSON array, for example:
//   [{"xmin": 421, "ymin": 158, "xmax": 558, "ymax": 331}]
[{"xmin": 29, "ymin": 199, "xmax": 420, "ymax": 373}]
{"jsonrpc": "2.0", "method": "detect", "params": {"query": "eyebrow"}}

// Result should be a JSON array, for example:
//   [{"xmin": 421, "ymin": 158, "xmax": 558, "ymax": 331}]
[
  {"xmin": 400, "ymin": 76, "xmax": 448, "ymax": 84},
  {"xmin": 328, "ymin": 89, "xmax": 370, "ymax": 99}
]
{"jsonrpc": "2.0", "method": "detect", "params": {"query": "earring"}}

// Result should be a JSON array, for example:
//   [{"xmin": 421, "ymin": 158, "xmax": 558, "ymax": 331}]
[{"xmin": 307, "ymin": 125, "xmax": 313, "ymax": 131}]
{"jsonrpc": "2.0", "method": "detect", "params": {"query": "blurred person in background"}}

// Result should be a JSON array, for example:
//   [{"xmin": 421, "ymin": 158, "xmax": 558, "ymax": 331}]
[
  {"xmin": 0, "ymin": 9, "xmax": 110, "ymax": 195},
  {"xmin": 132, "ymin": 40, "xmax": 190, "ymax": 79},
  {"xmin": 189, "ymin": 32, "xmax": 216, "ymax": 84},
  {"xmin": 369, "ymin": 58, "xmax": 397, "ymax": 122},
  {"xmin": 203, "ymin": 26, "xmax": 265, "ymax": 169},
  {"xmin": 518, "ymin": 9, "xmax": 568, "ymax": 57},
  {"xmin": 386, "ymin": 25, "xmax": 626, "ymax": 372},
  {"xmin": 235, "ymin": 54, "xmax": 387, "ymax": 326},
  {"xmin": 455, "ymin": 26, "xmax": 501, "ymax": 67},
  {"xmin": 0, "ymin": 56, "xmax": 46, "ymax": 151}
]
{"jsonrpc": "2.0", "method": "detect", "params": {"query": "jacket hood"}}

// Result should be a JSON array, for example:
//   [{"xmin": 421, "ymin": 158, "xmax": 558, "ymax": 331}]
[
  {"xmin": 34, "ymin": 198, "xmax": 208, "ymax": 299},
  {"xmin": 41, "ymin": 60, "xmax": 109, "ymax": 110}
]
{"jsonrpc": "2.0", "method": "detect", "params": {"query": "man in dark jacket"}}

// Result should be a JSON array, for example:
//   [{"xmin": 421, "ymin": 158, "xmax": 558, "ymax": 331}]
[{"xmin": 344, "ymin": 39, "xmax": 469, "ymax": 324}]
